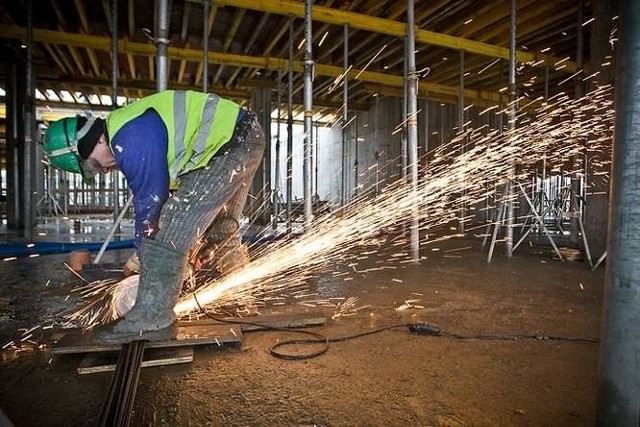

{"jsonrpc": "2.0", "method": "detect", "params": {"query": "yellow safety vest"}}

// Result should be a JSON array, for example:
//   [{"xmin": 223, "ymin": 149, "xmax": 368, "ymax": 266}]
[{"xmin": 106, "ymin": 90, "xmax": 240, "ymax": 181}]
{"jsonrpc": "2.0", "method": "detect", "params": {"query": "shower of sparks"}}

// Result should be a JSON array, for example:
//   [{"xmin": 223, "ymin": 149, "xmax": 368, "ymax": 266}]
[
  {"xmin": 168, "ymin": 84, "xmax": 614, "ymax": 317},
  {"xmin": 354, "ymin": 44, "xmax": 388, "ymax": 80}
]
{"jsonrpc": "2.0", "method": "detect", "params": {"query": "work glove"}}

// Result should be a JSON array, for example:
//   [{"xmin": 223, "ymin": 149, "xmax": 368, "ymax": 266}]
[{"xmin": 123, "ymin": 252, "xmax": 140, "ymax": 277}]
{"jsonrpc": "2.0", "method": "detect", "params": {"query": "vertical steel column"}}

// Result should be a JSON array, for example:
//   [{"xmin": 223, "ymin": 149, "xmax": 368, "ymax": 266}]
[
  {"xmin": 111, "ymin": 0, "xmax": 121, "ymax": 224},
  {"xmin": 6, "ymin": 61, "xmax": 21, "ymax": 229},
  {"xmin": 23, "ymin": 0, "xmax": 35, "ymax": 240},
  {"xmin": 286, "ymin": 16, "xmax": 294, "ymax": 234},
  {"xmin": 155, "ymin": 0, "xmax": 169, "ymax": 91},
  {"xmin": 314, "ymin": 124, "xmax": 318, "ymax": 197},
  {"xmin": 202, "ymin": 0, "xmax": 210, "ymax": 92},
  {"xmin": 273, "ymin": 71, "xmax": 282, "ymax": 231},
  {"xmin": 505, "ymin": 0, "xmax": 517, "ymax": 258},
  {"xmin": 302, "ymin": 0, "xmax": 313, "ymax": 229},
  {"xmin": 424, "ymin": 93, "xmax": 429, "ymax": 166},
  {"xmin": 342, "ymin": 23, "xmax": 349, "ymax": 206},
  {"xmin": 596, "ymin": 0, "xmax": 640, "ymax": 424},
  {"xmin": 406, "ymin": 0, "xmax": 420, "ymax": 264},
  {"xmin": 571, "ymin": 0, "xmax": 585, "ymax": 244},
  {"xmin": 401, "ymin": 42, "xmax": 408, "ymax": 181},
  {"xmin": 459, "ymin": 50, "xmax": 465, "ymax": 233},
  {"xmin": 374, "ymin": 96, "xmax": 379, "ymax": 197},
  {"xmin": 353, "ymin": 116, "xmax": 358, "ymax": 197}
]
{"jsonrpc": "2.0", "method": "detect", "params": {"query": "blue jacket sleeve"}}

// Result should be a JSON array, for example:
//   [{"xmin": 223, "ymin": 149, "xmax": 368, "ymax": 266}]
[{"xmin": 111, "ymin": 109, "xmax": 170, "ymax": 254}]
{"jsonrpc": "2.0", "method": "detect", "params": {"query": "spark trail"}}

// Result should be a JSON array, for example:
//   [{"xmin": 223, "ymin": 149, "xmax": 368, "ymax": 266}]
[{"xmin": 173, "ymin": 84, "xmax": 614, "ymax": 315}]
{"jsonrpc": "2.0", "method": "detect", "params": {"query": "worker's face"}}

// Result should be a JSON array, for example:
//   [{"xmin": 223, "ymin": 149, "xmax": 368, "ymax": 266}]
[{"xmin": 88, "ymin": 134, "xmax": 116, "ymax": 174}]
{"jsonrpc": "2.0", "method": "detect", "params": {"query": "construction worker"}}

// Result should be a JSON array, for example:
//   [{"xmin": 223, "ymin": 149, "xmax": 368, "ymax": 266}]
[{"xmin": 42, "ymin": 90, "xmax": 265, "ymax": 344}]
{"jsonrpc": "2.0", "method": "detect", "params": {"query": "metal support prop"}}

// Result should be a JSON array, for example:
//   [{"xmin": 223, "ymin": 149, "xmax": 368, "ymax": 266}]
[
  {"xmin": 342, "ymin": 23, "xmax": 349, "ymax": 206},
  {"xmin": 286, "ymin": 16, "xmax": 294, "ymax": 234},
  {"xmin": 314, "ymin": 124, "xmax": 318, "ymax": 197},
  {"xmin": 459, "ymin": 50, "xmax": 465, "ymax": 233},
  {"xmin": 302, "ymin": 0, "xmax": 313, "ymax": 230},
  {"xmin": 401, "ymin": 41, "xmax": 408, "ymax": 181},
  {"xmin": 111, "ymin": 0, "xmax": 121, "ymax": 227},
  {"xmin": 94, "ymin": 194, "xmax": 134, "ymax": 264},
  {"xmin": 155, "ymin": 0, "xmax": 169, "ymax": 91},
  {"xmin": 24, "ymin": 0, "xmax": 35, "ymax": 241},
  {"xmin": 273, "ymin": 70, "xmax": 282, "ymax": 231},
  {"xmin": 353, "ymin": 115, "xmax": 359, "ymax": 197},
  {"xmin": 424, "ymin": 92, "xmax": 429, "ymax": 167},
  {"xmin": 406, "ymin": 0, "xmax": 420, "ymax": 264},
  {"xmin": 596, "ymin": 0, "xmax": 640, "ymax": 423},
  {"xmin": 570, "ymin": 0, "xmax": 585, "ymax": 245},
  {"xmin": 202, "ymin": 0, "xmax": 210, "ymax": 91},
  {"xmin": 505, "ymin": 0, "xmax": 517, "ymax": 258}
]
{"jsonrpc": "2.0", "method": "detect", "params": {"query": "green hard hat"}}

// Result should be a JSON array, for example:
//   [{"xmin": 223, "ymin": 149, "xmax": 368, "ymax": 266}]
[{"xmin": 43, "ymin": 116, "xmax": 95, "ymax": 176}]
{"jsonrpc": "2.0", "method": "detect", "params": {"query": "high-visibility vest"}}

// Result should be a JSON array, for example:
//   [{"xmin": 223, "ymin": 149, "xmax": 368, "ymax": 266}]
[{"xmin": 106, "ymin": 90, "xmax": 240, "ymax": 181}]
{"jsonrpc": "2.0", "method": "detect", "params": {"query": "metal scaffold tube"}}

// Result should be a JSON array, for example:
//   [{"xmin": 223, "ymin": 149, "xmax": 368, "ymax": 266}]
[
  {"xmin": 459, "ymin": 50, "xmax": 465, "ymax": 233},
  {"xmin": 302, "ymin": 0, "xmax": 313, "ymax": 230},
  {"xmin": 155, "ymin": 0, "xmax": 169, "ymax": 91},
  {"xmin": 273, "ymin": 70, "xmax": 282, "ymax": 231},
  {"xmin": 286, "ymin": 15, "xmax": 294, "ymax": 234},
  {"xmin": 111, "ymin": 0, "xmax": 121, "ymax": 225},
  {"xmin": 23, "ymin": 0, "xmax": 35, "ymax": 241},
  {"xmin": 342, "ymin": 23, "xmax": 349, "ymax": 206},
  {"xmin": 202, "ymin": 0, "xmax": 210, "ymax": 92},
  {"xmin": 406, "ymin": 0, "xmax": 420, "ymax": 264},
  {"xmin": 505, "ymin": 0, "xmax": 517, "ymax": 258},
  {"xmin": 596, "ymin": 0, "xmax": 640, "ymax": 423}
]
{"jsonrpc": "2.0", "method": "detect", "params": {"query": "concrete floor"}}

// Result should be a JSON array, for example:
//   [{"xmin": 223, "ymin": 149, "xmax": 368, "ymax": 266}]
[{"xmin": 0, "ymin": 222, "xmax": 603, "ymax": 426}]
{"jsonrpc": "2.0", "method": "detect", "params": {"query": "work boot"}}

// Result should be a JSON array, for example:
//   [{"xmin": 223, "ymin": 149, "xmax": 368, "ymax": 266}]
[
  {"xmin": 202, "ymin": 217, "xmax": 250, "ymax": 275},
  {"xmin": 93, "ymin": 239, "xmax": 188, "ymax": 344}
]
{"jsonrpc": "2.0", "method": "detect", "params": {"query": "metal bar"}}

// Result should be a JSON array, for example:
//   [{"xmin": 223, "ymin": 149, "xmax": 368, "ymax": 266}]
[
  {"xmin": 111, "ymin": 0, "xmax": 121, "ymax": 227},
  {"xmin": 202, "ymin": 0, "xmax": 210, "ymax": 91},
  {"xmin": 273, "ymin": 70, "xmax": 282, "ymax": 231},
  {"xmin": 155, "ymin": 0, "xmax": 169, "ymax": 91},
  {"xmin": 597, "ymin": 0, "xmax": 640, "ymax": 423},
  {"xmin": 99, "ymin": 341, "xmax": 145, "ymax": 426},
  {"xmin": 459, "ymin": 50, "xmax": 465, "ymax": 233},
  {"xmin": 342, "ymin": 23, "xmax": 349, "ymax": 206},
  {"xmin": 23, "ymin": 0, "xmax": 35, "ymax": 241},
  {"xmin": 302, "ymin": 0, "xmax": 313, "ymax": 230},
  {"xmin": 401, "ymin": 41, "xmax": 407, "ymax": 181},
  {"xmin": 286, "ymin": 16, "xmax": 294, "ymax": 234},
  {"xmin": 94, "ymin": 195, "xmax": 134, "ymax": 264},
  {"xmin": 505, "ymin": 0, "xmax": 516, "ymax": 258},
  {"xmin": 406, "ymin": 0, "xmax": 420, "ymax": 264}
]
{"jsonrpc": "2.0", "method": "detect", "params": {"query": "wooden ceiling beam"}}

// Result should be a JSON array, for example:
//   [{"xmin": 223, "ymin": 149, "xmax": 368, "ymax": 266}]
[
  {"xmin": 199, "ymin": 0, "xmax": 578, "ymax": 72},
  {"xmin": 2, "ymin": 24, "xmax": 507, "ymax": 105},
  {"xmin": 73, "ymin": 0, "xmax": 102, "ymax": 77}
]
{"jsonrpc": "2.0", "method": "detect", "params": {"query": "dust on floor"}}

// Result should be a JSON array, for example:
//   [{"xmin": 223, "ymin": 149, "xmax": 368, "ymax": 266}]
[{"xmin": 0, "ymin": 237, "xmax": 602, "ymax": 426}]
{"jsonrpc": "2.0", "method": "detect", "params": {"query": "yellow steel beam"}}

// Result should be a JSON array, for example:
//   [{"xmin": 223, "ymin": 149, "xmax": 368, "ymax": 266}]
[
  {"xmin": 204, "ymin": 0, "xmax": 577, "ymax": 72},
  {"xmin": 2, "ymin": 25, "xmax": 506, "ymax": 105}
]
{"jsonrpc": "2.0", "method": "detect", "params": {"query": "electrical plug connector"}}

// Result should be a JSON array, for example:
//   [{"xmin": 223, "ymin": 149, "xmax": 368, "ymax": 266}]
[{"xmin": 408, "ymin": 322, "xmax": 441, "ymax": 336}]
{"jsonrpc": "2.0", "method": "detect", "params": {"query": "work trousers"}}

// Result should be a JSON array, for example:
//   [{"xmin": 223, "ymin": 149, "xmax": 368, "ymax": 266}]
[{"xmin": 154, "ymin": 113, "xmax": 265, "ymax": 255}]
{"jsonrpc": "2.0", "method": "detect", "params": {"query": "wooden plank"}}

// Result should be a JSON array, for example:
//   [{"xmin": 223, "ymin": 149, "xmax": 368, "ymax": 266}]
[
  {"xmin": 51, "ymin": 324, "xmax": 242, "ymax": 355},
  {"xmin": 77, "ymin": 347, "xmax": 193, "ymax": 375}
]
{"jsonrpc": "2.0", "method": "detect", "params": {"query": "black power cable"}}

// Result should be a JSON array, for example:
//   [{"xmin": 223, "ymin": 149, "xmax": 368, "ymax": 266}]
[{"xmin": 192, "ymin": 294, "xmax": 599, "ymax": 361}]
